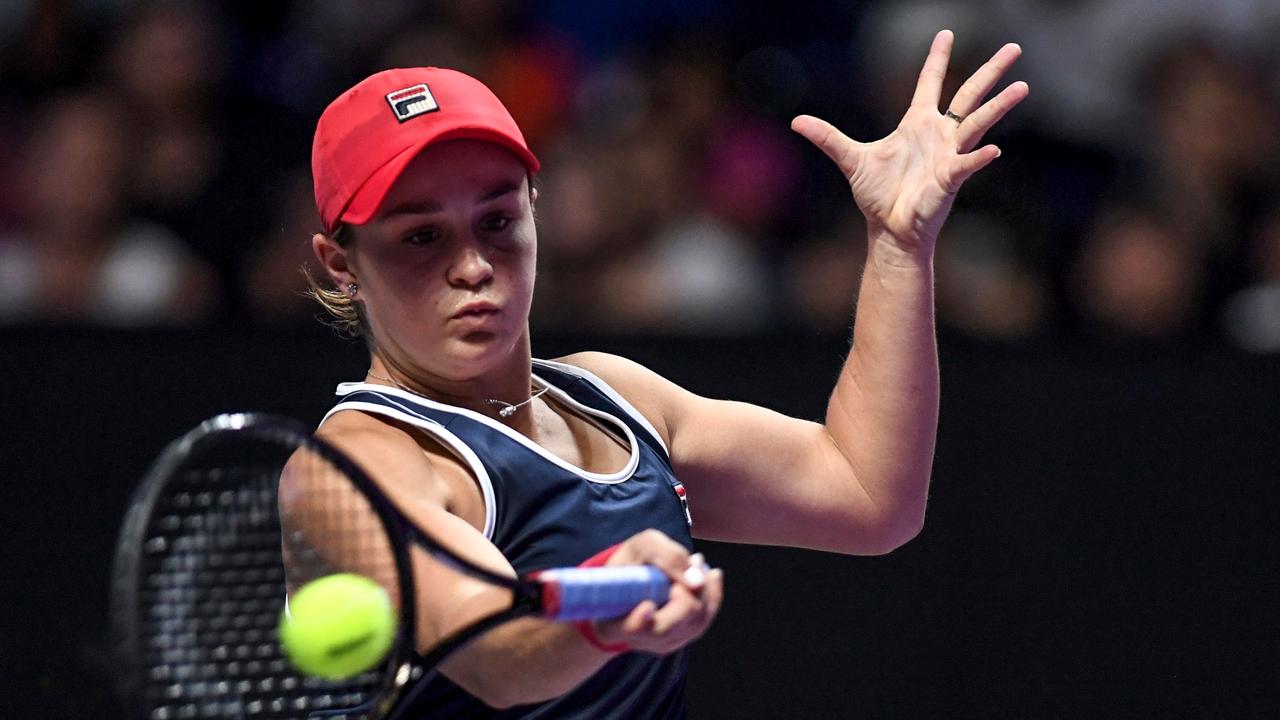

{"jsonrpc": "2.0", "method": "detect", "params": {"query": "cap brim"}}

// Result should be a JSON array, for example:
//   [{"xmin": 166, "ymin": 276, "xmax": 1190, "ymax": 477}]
[{"xmin": 338, "ymin": 127, "xmax": 540, "ymax": 228}]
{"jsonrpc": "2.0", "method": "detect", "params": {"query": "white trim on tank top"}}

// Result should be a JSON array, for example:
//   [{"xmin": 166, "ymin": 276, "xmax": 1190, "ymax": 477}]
[
  {"xmin": 531, "ymin": 358, "xmax": 669, "ymax": 458},
  {"xmin": 331, "ymin": 374, "xmax": 641, "ymax": 485},
  {"xmin": 319, "ymin": 399, "xmax": 498, "ymax": 539}
]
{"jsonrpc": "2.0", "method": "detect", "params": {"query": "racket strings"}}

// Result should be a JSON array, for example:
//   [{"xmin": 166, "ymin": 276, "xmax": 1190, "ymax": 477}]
[
  {"xmin": 132, "ymin": 443, "xmax": 388, "ymax": 719},
  {"xmin": 281, "ymin": 451, "xmax": 398, "ymax": 600}
]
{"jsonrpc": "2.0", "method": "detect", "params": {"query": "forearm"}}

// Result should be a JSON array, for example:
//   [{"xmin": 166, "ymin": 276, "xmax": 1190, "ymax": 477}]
[
  {"xmin": 826, "ymin": 227, "xmax": 939, "ymax": 546},
  {"xmin": 435, "ymin": 530, "xmax": 712, "ymax": 708},
  {"xmin": 440, "ymin": 616, "xmax": 615, "ymax": 708}
]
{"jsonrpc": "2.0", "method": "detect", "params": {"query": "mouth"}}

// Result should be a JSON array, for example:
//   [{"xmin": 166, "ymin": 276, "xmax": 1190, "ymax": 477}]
[{"xmin": 450, "ymin": 301, "xmax": 501, "ymax": 321}]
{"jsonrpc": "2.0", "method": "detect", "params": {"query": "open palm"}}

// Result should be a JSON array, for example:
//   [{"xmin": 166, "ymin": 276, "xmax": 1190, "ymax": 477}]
[{"xmin": 793, "ymin": 31, "xmax": 1029, "ymax": 256}]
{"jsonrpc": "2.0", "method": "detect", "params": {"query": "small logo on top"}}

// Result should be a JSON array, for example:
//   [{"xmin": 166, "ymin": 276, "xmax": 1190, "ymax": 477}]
[
  {"xmin": 673, "ymin": 482, "xmax": 692, "ymax": 527},
  {"xmin": 386, "ymin": 83, "xmax": 439, "ymax": 122}
]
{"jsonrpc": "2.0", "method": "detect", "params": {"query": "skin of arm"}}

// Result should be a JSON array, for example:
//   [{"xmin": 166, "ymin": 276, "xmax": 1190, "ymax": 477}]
[
  {"xmin": 282, "ymin": 412, "xmax": 719, "ymax": 709},
  {"xmin": 560, "ymin": 32, "xmax": 1029, "ymax": 556}
]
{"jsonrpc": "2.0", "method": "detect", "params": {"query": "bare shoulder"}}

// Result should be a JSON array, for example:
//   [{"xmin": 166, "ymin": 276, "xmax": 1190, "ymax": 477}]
[
  {"xmin": 316, "ymin": 406, "xmax": 413, "ymax": 444},
  {"xmin": 316, "ymin": 409, "xmax": 432, "ymax": 469},
  {"xmin": 551, "ymin": 351, "xmax": 687, "ymax": 444},
  {"xmin": 553, "ymin": 351, "xmax": 657, "ymax": 386},
  {"xmin": 312, "ymin": 408, "xmax": 459, "ymax": 512}
]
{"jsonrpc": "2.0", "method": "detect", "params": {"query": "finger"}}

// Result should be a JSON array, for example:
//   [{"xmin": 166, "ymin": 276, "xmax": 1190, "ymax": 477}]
[
  {"xmin": 650, "ymin": 585, "xmax": 705, "ymax": 636},
  {"xmin": 593, "ymin": 599, "xmax": 655, "ymax": 647},
  {"xmin": 947, "ymin": 144, "xmax": 1002, "ymax": 189},
  {"xmin": 617, "ymin": 530, "xmax": 694, "ymax": 587},
  {"xmin": 946, "ymin": 42, "xmax": 1022, "ymax": 117},
  {"xmin": 681, "ymin": 552, "xmax": 708, "ymax": 592},
  {"xmin": 955, "ymin": 80, "xmax": 1029, "ymax": 153},
  {"xmin": 616, "ymin": 600, "xmax": 657, "ymax": 635},
  {"xmin": 701, "ymin": 568, "xmax": 724, "ymax": 619},
  {"xmin": 661, "ymin": 571, "xmax": 722, "ymax": 640},
  {"xmin": 791, "ymin": 114, "xmax": 863, "ymax": 179},
  {"xmin": 910, "ymin": 29, "xmax": 955, "ymax": 110}
]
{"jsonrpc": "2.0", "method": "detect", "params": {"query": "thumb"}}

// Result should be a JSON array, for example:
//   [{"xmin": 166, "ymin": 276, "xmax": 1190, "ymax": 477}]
[{"xmin": 791, "ymin": 114, "xmax": 862, "ymax": 178}]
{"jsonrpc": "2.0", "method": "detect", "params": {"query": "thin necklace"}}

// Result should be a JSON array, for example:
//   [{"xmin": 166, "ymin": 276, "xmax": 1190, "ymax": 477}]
[{"xmin": 365, "ymin": 371, "xmax": 550, "ymax": 418}]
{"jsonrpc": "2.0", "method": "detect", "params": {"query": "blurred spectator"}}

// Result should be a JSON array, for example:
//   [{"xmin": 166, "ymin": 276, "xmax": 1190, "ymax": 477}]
[
  {"xmin": 990, "ymin": 0, "xmax": 1280, "ymax": 149},
  {"xmin": 243, "ymin": 170, "xmax": 323, "ymax": 324},
  {"xmin": 0, "ymin": 0, "xmax": 1277, "ymax": 345},
  {"xmin": 1138, "ymin": 37, "xmax": 1279, "ymax": 243},
  {"xmin": 0, "ymin": 91, "xmax": 216, "ymax": 324},
  {"xmin": 590, "ymin": 114, "xmax": 793, "ymax": 334},
  {"xmin": 379, "ymin": 24, "xmax": 491, "ymax": 80},
  {"xmin": 0, "ymin": 0, "xmax": 103, "ymax": 227},
  {"xmin": 109, "ymin": 1, "xmax": 228, "ymax": 219},
  {"xmin": 935, "ymin": 211, "xmax": 1046, "ymax": 340},
  {"xmin": 0, "ymin": 0, "xmax": 100, "ymax": 101},
  {"xmin": 375, "ymin": 5, "xmax": 580, "ymax": 152},
  {"xmin": 1070, "ymin": 205, "xmax": 1202, "ymax": 343},
  {"xmin": 107, "ymin": 0, "xmax": 297, "ymax": 317},
  {"xmin": 600, "ymin": 213, "xmax": 773, "ymax": 334},
  {"xmin": 484, "ymin": 33, "xmax": 580, "ymax": 153},
  {"xmin": 1062, "ymin": 33, "xmax": 1280, "ymax": 345},
  {"xmin": 532, "ymin": 120, "xmax": 687, "ymax": 332},
  {"xmin": 1224, "ymin": 199, "xmax": 1280, "ymax": 351},
  {"xmin": 783, "ymin": 211, "xmax": 866, "ymax": 331},
  {"xmin": 534, "ymin": 30, "xmax": 781, "ymax": 333}
]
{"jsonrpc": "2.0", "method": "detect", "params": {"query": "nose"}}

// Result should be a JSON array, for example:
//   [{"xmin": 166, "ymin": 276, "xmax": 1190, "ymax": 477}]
[{"xmin": 446, "ymin": 236, "xmax": 494, "ymax": 289}]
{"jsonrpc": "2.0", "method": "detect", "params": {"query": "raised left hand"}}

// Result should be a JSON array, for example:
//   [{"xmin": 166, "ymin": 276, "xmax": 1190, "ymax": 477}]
[{"xmin": 792, "ymin": 30, "xmax": 1029, "ymax": 259}]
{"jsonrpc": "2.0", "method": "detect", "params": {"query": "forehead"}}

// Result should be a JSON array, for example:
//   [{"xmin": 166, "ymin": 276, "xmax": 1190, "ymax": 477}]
[{"xmin": 381, "ymin": 139, "xmax": 528, "ymax": 205}]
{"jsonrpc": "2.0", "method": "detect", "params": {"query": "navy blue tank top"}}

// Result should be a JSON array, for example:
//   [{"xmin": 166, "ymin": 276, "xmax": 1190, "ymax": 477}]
[{"xmin": 321, "ymin": 359, "xmax": 694, "ymax": 719}]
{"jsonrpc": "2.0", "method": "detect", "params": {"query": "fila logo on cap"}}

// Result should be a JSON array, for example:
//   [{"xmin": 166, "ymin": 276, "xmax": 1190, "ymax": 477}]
[{"xmin": 386, "ymin": 84, "xmax": 439, "ymax": 122}]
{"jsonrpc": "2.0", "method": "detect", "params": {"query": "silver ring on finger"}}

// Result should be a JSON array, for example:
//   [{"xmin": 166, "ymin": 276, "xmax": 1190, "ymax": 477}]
[{"xmin": 943, "ymin": 109, "xmax": 964, "ymax": 124}]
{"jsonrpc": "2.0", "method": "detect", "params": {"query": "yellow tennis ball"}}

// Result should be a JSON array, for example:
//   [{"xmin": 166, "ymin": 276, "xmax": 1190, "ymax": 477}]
[{"xmin": 278, "ymin": 573, "xmax": 396, "ymax": 679}]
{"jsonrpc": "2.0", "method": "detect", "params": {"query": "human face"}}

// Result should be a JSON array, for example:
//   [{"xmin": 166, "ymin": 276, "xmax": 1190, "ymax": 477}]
[{"xmin": 347, "ymin": 140, "xmax": 536, "ymax": 382}]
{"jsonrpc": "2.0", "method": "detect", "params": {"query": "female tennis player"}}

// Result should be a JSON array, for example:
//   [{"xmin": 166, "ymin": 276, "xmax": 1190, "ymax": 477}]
[{"xmin": 304, "ymin": 30, "xmax": 1026, "ymax": 717}]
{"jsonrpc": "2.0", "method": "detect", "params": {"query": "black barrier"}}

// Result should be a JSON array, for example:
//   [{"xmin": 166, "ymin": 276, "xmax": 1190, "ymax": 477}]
[{"xmin": 2, "ymin": 327, "xmax": 1277, "ymax": 718}]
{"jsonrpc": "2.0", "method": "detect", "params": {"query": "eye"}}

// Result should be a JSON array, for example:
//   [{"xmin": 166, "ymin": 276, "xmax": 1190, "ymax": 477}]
[
  {"xmin": 403, "ymin": 227, "xmax": 442, "ymax": 246},
  {"xmin": 480, "ymin": 214, "xmax": 512, "ymax": 234}
]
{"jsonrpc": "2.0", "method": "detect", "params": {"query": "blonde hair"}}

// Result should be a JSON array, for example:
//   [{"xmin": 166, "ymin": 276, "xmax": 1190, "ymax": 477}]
[{"xmin": 301, "ymin": 225, "xmax": 367, "ymax": 338}]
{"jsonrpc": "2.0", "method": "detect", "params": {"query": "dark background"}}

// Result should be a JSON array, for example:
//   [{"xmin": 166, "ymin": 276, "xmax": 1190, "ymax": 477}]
[{"xmin": 3, "ymin": 328, "xmax": 1277, "ymax": 718}]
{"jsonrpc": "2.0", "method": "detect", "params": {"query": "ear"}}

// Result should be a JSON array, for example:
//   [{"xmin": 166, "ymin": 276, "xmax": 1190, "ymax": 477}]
[{"xmin": 312, "ymin": 232, "xmax": 356, "ymax": 287}]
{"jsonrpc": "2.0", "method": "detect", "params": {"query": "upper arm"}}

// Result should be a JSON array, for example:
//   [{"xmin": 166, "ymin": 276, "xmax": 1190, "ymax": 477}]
[{"xmin": 560, "ymin": 352, "xmax": 895, "ymax": 554}]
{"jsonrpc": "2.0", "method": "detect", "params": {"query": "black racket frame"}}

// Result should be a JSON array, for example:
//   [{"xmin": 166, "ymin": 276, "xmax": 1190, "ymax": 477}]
[{"xmin": 111, "ymin": 413, "xmax": 548, "ymax": 719}]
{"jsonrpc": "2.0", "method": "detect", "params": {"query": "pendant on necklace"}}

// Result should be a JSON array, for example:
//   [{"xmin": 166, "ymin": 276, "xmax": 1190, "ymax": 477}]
[{"xmin": 486, "ymin": 384, "xmax": 551, "ymax": 417}]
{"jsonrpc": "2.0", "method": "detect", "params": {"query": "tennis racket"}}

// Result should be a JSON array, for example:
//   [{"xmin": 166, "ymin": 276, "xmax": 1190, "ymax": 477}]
[{"xmin": 110, "ymin": 412, "xmax": 671, "ymax": 719}]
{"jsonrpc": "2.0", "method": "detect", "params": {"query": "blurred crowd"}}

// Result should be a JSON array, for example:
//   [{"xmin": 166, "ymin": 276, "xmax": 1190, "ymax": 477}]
[{"xmin": 2, "ymin": 0, "xmax": 1279, "ymax": 350}]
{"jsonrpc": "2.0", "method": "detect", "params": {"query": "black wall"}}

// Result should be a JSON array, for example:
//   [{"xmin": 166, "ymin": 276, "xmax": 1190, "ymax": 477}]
[{"xmin": 3, "ymin": 328, "xmax": 1277, "ymax": 718}]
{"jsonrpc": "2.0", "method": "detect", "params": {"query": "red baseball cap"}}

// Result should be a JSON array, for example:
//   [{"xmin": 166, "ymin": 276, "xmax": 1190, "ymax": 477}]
[{"xmin": 312, "ymin": 67, "xmax": 540, "ymax": 234}]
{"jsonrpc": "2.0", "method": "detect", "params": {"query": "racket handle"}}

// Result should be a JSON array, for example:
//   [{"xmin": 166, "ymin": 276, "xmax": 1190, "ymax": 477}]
[{"xmin": 533, "ymin": 565, "xmax": 671, "ymax": 622}]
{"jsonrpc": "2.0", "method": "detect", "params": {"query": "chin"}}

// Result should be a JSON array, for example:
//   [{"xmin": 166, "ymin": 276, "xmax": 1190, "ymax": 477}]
[{"xmin": 435, "ymin": 332, "xmax": 519, "ymax": 379}]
